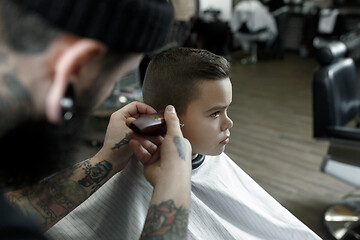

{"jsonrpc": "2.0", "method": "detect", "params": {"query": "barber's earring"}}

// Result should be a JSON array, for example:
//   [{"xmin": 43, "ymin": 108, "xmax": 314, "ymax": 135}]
[{"xmin": 60, "ymin": 84, "xmax": 75, "ymax": 121}]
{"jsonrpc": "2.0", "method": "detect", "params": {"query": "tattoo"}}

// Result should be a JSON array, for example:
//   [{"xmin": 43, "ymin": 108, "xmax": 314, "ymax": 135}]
[
  {"xmin": 5, "ymin": 159, "xmax": 116, "ymax": 230},
  {"xmin": 78, "ymin": 160, "xmax": 112, "ymax": 195},
  {"xmin": 36, "ymin": 190, "xmax": 60, "ymax": 225},
  {"xmin": 0, "ymin": 74, "xmax": 33, "ymax": 133},
  {"xmin": 72, "ymin": 160, "xmax": 91, "ymax": 174},
  {"xmin": 141, "ymin": 200, "xmax": 189, "ymax": 240},
  {"xmin": 11, "ymin": 195, "xmax": 47, "ymax": 226},
  {"xmin": 173, "ymin": 136, "xmax": 186, "ymax": 161},
  {"xmin": 112, "ymin": 133, "xmax": 130, "ymax": 150},
  {"xmin": 1, "ymin": 1, "xmax": 58, "ymax": 54},
  {"xmin": 6, "ymin": 178, "xmax": 87, "ymax": 229},
  {"xmin": 36, "ymin": 180, "xmax": 87, "ymax": 228}
]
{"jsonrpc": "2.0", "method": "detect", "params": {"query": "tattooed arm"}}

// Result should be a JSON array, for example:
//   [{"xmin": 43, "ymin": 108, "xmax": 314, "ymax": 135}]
[
  {"xmin": 5, "ymin": 155, "xmax": 120, "ymax": 231},
  {"xmin": 5, "ymin": 102, "xmax": 159, "ymax": 231},
  {"xmin": 130, "ymin": 105, "xmax": 192, "ymax": 240}
]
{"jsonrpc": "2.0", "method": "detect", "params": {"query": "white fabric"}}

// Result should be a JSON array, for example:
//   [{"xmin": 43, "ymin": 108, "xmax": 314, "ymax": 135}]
[
  {"xmin": 230, "ymin": 0, "xmax": 277, "ymax": 36},
  {"xmin": 230, "ymin": 0, "xmax": 277, "ymax": 50},
  {"xmin": 318, "ymin": 9, "xmax": 339, "ymax": 34},
  {"xmin": 46, "ymin": 153, "xmax": 321, "ymax": 240},
  {"xmin": 172, "ymin": 0, "xmax": 196, "ymax": 22}
]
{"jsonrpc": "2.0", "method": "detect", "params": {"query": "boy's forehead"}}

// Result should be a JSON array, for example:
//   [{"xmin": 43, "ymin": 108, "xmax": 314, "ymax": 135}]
[
  {"xmin": 191, "ymin": 78, "xmax": 232, "ymax": 108},
  {"xmin": 197, "ymin": 77, "xmax": 232, "ymax": 95}
]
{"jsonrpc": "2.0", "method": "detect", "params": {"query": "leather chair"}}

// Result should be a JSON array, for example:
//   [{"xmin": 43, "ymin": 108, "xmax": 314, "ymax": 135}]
[{"xmin": 313, "ymin": 41, "xmax": 360, "ymax": 240}]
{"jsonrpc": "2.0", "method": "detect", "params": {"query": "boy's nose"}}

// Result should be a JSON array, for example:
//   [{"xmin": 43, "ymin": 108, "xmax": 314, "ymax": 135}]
[{"xmin": 221, "ymin": 115, "xmax": 233, "ymax": 131}]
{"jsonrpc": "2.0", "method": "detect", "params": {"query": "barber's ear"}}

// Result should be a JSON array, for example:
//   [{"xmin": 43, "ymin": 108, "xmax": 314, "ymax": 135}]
[{"xmin": 46, "ymin": 38, "xmax": 105, "ymax": 124}]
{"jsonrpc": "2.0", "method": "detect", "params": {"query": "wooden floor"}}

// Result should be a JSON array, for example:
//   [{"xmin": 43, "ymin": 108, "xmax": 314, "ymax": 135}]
[
  {"xmin": 79, "ymin": 52, "xmax": 359, "ymax": 240},
  {"xmin": 225, "ymin": 53, "xmax": 356, "ymax": 240}
]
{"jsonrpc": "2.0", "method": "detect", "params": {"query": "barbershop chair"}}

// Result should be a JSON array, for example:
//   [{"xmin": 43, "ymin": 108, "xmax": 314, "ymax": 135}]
[
  {"xmin": 313, "ymin": 41, "xmax": 360, "ymax": 240},
  {"xmin": 235, "ymin": 24, "xmax": 268, "ymax": 64},
  {"xmin": 230, "ymin": 0, "xmax": 277, "ymax": 64}
]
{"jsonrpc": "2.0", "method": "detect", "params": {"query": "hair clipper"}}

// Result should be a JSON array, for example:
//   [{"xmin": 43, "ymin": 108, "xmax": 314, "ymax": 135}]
[{"xmin": 129, "ymin": 112, "xmax": 184, "ymax": 136}]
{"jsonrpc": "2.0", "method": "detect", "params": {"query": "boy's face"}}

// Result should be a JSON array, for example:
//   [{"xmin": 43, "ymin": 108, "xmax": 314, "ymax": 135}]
[{"xmin": 179, "ymin": 78, "xmax": 233, "ymax": 156}]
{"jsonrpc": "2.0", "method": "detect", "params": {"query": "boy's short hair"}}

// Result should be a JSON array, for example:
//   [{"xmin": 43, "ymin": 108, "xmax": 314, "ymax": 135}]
[{"xmin": 142, "ymin": 47, "xmax": 230, "ymax": 115}]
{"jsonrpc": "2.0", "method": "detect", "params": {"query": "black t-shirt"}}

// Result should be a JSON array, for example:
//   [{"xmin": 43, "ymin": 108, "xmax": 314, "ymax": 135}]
[{"xmin": 0, "ymin": 191, "xmax": 46, "ymax": 240}]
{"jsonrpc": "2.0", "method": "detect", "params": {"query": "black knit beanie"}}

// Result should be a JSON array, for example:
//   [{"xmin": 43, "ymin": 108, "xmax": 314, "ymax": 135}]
[{"xmin": 12, "ymin": 0, "xmax": 174, "ymax": 53}]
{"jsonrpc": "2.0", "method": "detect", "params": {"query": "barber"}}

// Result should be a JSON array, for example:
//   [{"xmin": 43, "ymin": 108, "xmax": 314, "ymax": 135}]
[{"xmin": 0, "ymin": 0, "xmax": 191, "ymax": 239}]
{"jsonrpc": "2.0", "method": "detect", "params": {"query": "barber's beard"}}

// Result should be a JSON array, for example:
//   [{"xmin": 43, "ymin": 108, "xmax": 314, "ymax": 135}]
[
  {"xmin": 0, "ymin": 113, "xmax": 88, "ymax": 190},
  {"xmin": 0, "ymin": 73, "xmax": 108, "ymax": 190}
]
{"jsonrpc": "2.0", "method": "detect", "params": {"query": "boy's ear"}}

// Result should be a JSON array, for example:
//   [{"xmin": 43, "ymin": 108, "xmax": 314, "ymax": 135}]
[{"xmin": 45, "ymin": 38, "xmax": 105, "ymax": 124}]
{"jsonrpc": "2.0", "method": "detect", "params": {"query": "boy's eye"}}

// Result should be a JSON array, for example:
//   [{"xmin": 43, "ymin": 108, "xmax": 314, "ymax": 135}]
[{"xmin": 210, "ymin": 111, "xmax": 220, "ymax": 118}]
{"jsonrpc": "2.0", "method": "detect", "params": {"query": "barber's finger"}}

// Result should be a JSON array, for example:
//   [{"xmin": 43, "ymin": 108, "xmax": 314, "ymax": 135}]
[
  {"xmin": 129, "ymin": 131, "xmax": 163, "ymax": 147},
  {"xmin": 140, "ymin": 139, "xmax": 158, "ymax": 155},
  {"xmin": 129, "ymin": 136, "xmax": 158, "ymax": 155},
  {"xmin": 122, "ymin": 101, "xmax": 157, "ymax": 118},
  {"xmin": 164, "ymin": 105, "xmax": 183, "ymax": 137},
  {"xmin": 125, "ymin": 117, "xmax": 136, "ymax": 127},
  {"xmin": 145, "ymin": 149, "xmax": 161, "ymax": 166},
  {"xmin": 129, "ymin": 139, "xmax": 152, "ymax": 164}
]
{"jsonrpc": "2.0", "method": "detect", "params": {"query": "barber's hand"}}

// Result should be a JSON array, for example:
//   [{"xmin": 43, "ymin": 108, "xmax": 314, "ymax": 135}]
[
  {"xmin": 137, "ymin": 105, "xmax": 192, "ymax": 188},
  {"xmin": 97, "ymin": 101, "xmax": 160, "ymax": 172},
  {"xmin": 137, "ymin": 106, "xmax": 192, "ymax": 238}
]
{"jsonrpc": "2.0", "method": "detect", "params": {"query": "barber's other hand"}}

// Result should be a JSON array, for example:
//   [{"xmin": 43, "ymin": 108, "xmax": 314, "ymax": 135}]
[
  {"xmin": 97, "ymin": 101, "xmax": 157, "ymax": 172},
  {"xmin": 141, "ymin": 105, "xmax": 192, "ymax": 188}
]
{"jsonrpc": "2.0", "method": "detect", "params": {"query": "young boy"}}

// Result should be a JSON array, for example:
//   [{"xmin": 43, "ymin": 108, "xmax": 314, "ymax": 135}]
[{"xmin": 46, "ymin": 48, "xmax": 320, "ymax": 239}]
